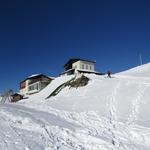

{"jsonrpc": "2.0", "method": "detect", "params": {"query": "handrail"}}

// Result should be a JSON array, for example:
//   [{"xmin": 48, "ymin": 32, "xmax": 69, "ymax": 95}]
[{"xmin": 45, "ymin": 76, "xmax": 76, "ymax": 99}]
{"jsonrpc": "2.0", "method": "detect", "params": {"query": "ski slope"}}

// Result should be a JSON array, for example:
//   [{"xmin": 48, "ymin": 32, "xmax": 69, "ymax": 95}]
[
  {"xmin": 118, "ymin": 62, "xmax": 150, "ymax": 78},
  {"xmin": 0, "ymin": 63, "xmax": 150, "ymax": 150}
]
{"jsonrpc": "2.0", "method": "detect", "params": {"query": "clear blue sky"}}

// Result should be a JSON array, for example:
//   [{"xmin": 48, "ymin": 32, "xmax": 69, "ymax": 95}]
[{"xmin": 0, "ymin": 0, "xmax": 150, "ymax": 93}]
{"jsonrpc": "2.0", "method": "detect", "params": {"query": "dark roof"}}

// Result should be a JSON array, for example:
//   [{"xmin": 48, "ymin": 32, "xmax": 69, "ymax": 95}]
[
  {"xmin": 12, "ymin": 93, "xmax": 23, "ymax": 97},
  {"xmin": 64, "ymin": 58, "xmax": 96, "ymax": 68},
  {"xmin": 20, "ymin": 74, "xmax": 53, "ymax": 83}
]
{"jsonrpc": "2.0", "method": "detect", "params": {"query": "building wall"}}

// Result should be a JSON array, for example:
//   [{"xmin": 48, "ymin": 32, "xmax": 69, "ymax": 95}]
[
  {"xmin": 72, "ymin": 60, "xmax": 95, "ymax": 71},
  {"xmin": 26, "ymin": 80, "xmax": 29, "ymax": 94},
  {"xmin": 20, "ymin": 76, "xmax": 52, "ymax": 95},
  {"xmin": 20, "ymin": 88, "xmax": 26, "ymax": 95},
  {"xmin": 20, "ymin": 80, "xmax": 29, "ymax": 95},
  {"xmin": 72, "ymin": 61, "xmax": 81, "ymax": 69},
  {"xmin": 11, "ymin": 95, "xmax": 23, "ymax": 102}
]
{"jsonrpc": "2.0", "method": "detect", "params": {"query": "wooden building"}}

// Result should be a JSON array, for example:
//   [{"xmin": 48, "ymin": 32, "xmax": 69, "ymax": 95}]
[{"xmin": 20, "ymin": 74, "xmax": 54, "ymax": 95}]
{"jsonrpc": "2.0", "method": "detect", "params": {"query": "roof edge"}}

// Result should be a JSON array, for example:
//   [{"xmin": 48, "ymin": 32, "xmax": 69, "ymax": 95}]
[
  {"xmin": 64, "ymin": 58, "xmax": 96, "ymax": 67},
  {"xmin": 20, "ymin": 74, "xmax": 54, "ymax": 83}
]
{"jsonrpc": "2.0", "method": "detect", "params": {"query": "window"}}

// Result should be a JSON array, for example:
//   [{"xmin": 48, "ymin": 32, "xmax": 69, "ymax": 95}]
[
  {"xmin": 28, "ymin": 83, "xmax": 39, "ymax": 91},
  {"xmin": 86, "ymin": 64, "xmax": 88, "ymax": 70},
  {"xmin": 82, "ymin": 64, "xmax": 84, "ymax": 69},
  {"xmin": 89, "ymin": 65, "xmax": 92, "ymax": 70}
]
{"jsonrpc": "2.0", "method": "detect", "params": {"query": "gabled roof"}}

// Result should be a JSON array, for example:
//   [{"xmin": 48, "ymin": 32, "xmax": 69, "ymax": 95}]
[
  {"xmin": 64, "ymin": 58, "xmax": 96, "ymax": 68},
  {"xmin": 20, "ymin": 74, "xmax": 54, "ymax": 83}
]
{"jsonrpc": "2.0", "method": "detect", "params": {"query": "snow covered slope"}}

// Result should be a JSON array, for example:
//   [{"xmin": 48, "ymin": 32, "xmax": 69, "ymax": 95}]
[
  {"xmin": 0, "ymin": 63, "xmax": 150, "ymax": 150},
  {"xmin": 118, "ymin": 63, "xmax": 150, "ymax": 77},
  {"xmin": 26, "ymin": 75, "xmax": 74, "ymax": 102}
]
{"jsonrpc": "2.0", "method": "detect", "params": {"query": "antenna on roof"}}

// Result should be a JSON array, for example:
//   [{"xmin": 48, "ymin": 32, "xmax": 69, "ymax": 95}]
[{"xmin": 139, "ymin": 53, "xmax": 143, "ymax": 65}]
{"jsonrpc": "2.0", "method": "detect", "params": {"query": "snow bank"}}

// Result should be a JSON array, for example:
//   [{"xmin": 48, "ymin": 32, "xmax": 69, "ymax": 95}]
[
  {"xmin": 0, "ymin": 63, "xmax": 150, "ymax": 149},
  {"xmin": 118, "ymin": 63, "xmax": 150, "ymax": 78}
]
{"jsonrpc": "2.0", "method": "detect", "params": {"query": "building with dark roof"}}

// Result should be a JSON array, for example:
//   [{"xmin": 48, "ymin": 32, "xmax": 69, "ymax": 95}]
[
  {"xmin": 20, "ymin": 74, "xmax": 54, "ymax": 95},
  {"xmin": 61, "ymin": 58, "xmax": 102, "ymax": 76}
]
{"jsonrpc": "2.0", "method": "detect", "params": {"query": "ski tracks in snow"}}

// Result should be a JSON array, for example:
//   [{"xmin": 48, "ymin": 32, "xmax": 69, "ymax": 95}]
[
  {"xmin": 125, "ymin": 83, "xmax": 149, "ymax": 149},
  {"xmin": 127, "ymin": 83, "xmax": 148, "ymax": 126},
  {"xmin": 106, "ymin": 81, "xmax": 123, "ymax": 150},
  {"xmin": 108, "ymin": 77, "xmax": 150, "ymax": 149}
]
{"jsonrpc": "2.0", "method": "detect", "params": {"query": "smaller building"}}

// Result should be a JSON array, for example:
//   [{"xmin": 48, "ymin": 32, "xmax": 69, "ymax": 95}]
[
  {"xmin": 11, "ymin": 93, "xmax": 23, "ymax": 102},
  {"xmin": 20, "ymin": 74, "xmax": 54, "ymax": 95},
  {"xmin": 60, "ymin": 58, "xmax": 102, "ymax": 76}
]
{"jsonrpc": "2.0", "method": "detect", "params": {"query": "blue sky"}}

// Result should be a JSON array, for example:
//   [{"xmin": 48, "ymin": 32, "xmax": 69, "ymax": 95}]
[{"xmin": 0, "ymin": 0, "xmax": 150, "ymax": 92}]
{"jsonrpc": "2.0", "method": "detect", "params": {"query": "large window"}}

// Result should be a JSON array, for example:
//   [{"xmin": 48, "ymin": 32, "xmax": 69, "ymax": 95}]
[{"xmin": 28, "ymin": 83, "xmax": 39, "ymax": 92}]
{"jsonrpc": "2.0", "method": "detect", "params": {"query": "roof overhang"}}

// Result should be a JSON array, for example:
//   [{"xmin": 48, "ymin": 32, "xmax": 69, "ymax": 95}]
[
  {"xmin": 20, "ymin": 74, "xmax": 54, "ymax": 83},
  {"xmin": 64, "ymin": 58, "xmax": 96, "ymax": 68}
]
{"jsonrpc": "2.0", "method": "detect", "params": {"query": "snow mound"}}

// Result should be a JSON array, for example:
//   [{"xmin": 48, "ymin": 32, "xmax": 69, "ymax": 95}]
[
  {"xmin": 1, "ymin": 64, "xmax": 150, "ymax": 149},
  {"xmin": 118, "ymin": 63, "xmax": 150, "ymax": 78}
]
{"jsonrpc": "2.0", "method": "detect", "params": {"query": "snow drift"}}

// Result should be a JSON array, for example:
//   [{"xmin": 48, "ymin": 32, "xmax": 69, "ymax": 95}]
[
  {"xmin": 118, "ymin": 63, "xmax": 150, "ymax": 77},
  {"xmin": 0, "ymin": 63, "xmax": 150, "ymax": 150}
]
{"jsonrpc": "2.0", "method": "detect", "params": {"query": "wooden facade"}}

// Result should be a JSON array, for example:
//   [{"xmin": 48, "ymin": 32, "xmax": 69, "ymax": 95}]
[{"xmin": 20, "ymin": 74, "xmax": 54, "ymax": 95}]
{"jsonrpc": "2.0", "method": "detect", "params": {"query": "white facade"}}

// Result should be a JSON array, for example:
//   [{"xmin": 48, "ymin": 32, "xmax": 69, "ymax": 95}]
[
  {"xmin": 20, "ymin": 80, "xmax": 30, "ymax": 96},
  {"xmin": 20, "ymin": 75, "xmax": 52, "ymax": 96},
  {"xmin": 61, "ymin": 59, "xmax": 100, "ymax": 76},
  {"xmin": 20, "ymin": 80, "xmax": 51, "ymax": 95},
  {"xmin": 72, "ymin": 60, "xmax": 95, "ymax": 72}
]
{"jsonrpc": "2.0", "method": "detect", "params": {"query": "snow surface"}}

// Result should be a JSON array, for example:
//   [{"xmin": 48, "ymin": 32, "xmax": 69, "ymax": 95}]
[
  {"xmin": 1, "ymin": 63, "xmax": 150, "ymax": 150},
  {"xmin": 118, "ymin": 63, "xmax": 150, "ymax": 78},
  {"xmin": 28, "ymin": 74, "xmax": 41, "ymax": 78}
]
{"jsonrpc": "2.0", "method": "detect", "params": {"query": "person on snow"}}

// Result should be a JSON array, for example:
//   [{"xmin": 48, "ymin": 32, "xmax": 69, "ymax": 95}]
[{"xmin": 107, "ymin": 70, "xmax": 112, "ymax": 78}]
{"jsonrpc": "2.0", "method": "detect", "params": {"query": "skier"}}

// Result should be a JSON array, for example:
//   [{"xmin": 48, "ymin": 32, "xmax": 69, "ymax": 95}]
[{"xmin": 107, "ymin": 70, "xmax": 112, "ymax": 78}]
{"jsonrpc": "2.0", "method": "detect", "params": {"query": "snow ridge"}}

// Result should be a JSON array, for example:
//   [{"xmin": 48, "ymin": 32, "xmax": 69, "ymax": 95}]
[
  {"xmin": 0, "ymin": 63, "xmax": 150, "ymax": 149},
  {"xmin": 127, "ymin": 84, "xmax": 148, "ymax": 126}
]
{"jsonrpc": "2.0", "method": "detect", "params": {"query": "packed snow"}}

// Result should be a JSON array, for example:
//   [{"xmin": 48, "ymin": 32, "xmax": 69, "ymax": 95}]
[
  {"xmin": 0, "ymin": 63, "xmax": 150, "ymax": 150},
  {"xmin": 118, "ymin": 62, "xmax": 150, "ymax": 78},
  {"xmin": 28, "ymin": 74, "xmax": 41, "ymax": 78}
]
